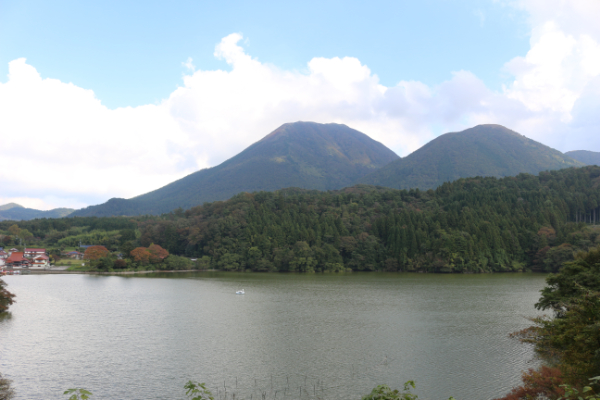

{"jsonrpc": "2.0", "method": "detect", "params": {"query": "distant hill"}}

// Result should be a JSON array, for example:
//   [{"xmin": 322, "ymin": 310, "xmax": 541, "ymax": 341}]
[
  {"xmin": 0, "ymin": 203, "xmax": 74, "ymax": 221},
  {"xmin": 0, "ymin": 203, "xmax": 23, "ymax": 211},
  {"xmin": 564, "ymin": 150, "xmax": 600, "ymax": 166},
  {"xmin": 71, "ymin": 121, "xmax": 399, "ymax": 216},
  {"xmin": 359, "ymin": 124, "xmax": 584, "ymax": 190}
]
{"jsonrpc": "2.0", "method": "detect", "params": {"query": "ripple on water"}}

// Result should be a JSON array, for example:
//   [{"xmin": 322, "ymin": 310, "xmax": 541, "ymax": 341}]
[{"xmin": 0, "ymin": 272, "xmax": 546, "ymax": 400}]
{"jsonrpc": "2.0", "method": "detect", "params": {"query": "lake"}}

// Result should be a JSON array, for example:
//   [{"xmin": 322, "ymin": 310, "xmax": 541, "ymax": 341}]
[{"xmin": 0, "ymin": 272, "xmax": 548, "ymax": 400}]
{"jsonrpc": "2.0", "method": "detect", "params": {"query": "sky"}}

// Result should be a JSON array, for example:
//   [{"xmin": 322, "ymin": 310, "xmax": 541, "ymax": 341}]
[{"xmin": 0, "ymin": 0, "xmax": 599, "ymax": 210}]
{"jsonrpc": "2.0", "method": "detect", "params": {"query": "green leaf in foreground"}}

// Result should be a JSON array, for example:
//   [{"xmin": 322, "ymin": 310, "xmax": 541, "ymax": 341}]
[
  {"xmin": 63, "ymin": 388, "xmax": 93, "ymax": 400},
  {"xmin": 184, "ymin": 381, "xmax": 215, "ymax": 400}
]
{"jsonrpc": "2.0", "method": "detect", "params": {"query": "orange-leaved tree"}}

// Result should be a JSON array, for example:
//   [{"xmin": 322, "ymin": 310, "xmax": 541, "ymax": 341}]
[
  {"xmin": 148, "ymin": 244, "xmax": 169, "ymax": 263},
  {"xmin": 492, "ymin": 366, "xmax": 564, "ymax": 400},
  {"xmin": 84, "ymin": 245, "xmax": 110, "ymax": 260},
  {"xmin": 130, "ymin": 247, "xmax": 151, "ymax": 264}
]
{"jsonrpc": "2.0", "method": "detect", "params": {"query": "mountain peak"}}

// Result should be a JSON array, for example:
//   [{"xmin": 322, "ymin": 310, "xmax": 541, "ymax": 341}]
[
  {"xmin": 72, "ymin": 122, "xmax": 399, "ymax": 216},
  {"xmin": 260, "ymin": 121, "xmax": 350, "ymax": 142},
  {"xmin": 0, "ymin": 203, "xmax": 24, "ymax": 211},
  {"xmin": 360, "ymin": 124, "xmax": 584, "ymax": 190}
]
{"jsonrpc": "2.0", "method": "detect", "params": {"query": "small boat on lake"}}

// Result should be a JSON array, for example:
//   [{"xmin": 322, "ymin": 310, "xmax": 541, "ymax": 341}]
[{"xmin": 236, "ymin": 289, "xmax": 245, "ymax": 295}]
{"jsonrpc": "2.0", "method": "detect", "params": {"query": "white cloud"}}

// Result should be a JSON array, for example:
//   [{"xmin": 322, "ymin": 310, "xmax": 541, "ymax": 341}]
[
  {"xmin": 1, "ymin": 1, "xmax": 600, "ymax": 210},
  {"xmin": 500, "ymin": 0, "xmax": 600, "ymax": 150},
  {"xmin": 183, "ymin": 57, "xmax": 195, "ymax": 72},
  {"xmin": 0, "ymin": 58, "xmax": 197, "ymax": 209}
]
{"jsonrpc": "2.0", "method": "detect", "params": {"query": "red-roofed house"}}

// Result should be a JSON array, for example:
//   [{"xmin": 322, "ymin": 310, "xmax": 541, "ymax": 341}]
[
  {"xmin": 0, "ymin": 250, "xmax": 8, "ymax": 259},
  {"xmin": 6, "ymin": 252, "xmax": 30, "ymax": 269},
  {"xmin": 25, "ymin": 248, "xmax": 46, "ymax": 258},
  {"xmin": 31, "ymin": 254, "xmax": 50, "ymax": 269}
]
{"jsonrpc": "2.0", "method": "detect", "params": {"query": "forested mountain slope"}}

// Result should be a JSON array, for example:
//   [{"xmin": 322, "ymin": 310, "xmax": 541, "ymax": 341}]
[
  {"xmin": 359, "ymin": 124, "xmax": 584, "ymax": 190},
  {"xmin": 565, "ymin": 150, "xmax": 600, "ymax": 166},
  {"xmin": 71, "ymin": 122, "xmax": 399, "ymax": 217},
  {"xmin": 131, "ymin": 166, "xmax": 600, "ymax": 273},
  {"xmin": 6, "ymin": 167, "xmax": 600, "ymax": 273},
  {"xmin": 0, "ymin": 203, "xmax": 74, "ymax": 221}
]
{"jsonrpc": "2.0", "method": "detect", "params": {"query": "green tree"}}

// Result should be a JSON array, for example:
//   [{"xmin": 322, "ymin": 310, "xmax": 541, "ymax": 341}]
[
  {"xmin": 7, "ymin": 225, "xmax": 19, "ymax": 237},
  {"xmin": 163, "ymin": 255, "xmax": 192, "ymax": 270},
  {"xmin": 537, "ymin": 248, "xmax": 600, "ymax": 312},
  {"xmin": 521, "ymin": 290, "xmax": 600, "ymax": 386},
  {"xmin": 289, "ymin": 241, "xmax": 317, "ymax": 272},
  {"xmin": 217, "ymin": 253, "xmax": 241, "ymax": 271},
  {"xmin": 0, "ymin": 279, "xmax": 15, "ymax": 313}
]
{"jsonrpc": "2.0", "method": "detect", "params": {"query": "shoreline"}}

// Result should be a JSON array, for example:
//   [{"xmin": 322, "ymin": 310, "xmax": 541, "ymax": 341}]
[
  {"xmin": 12, "ymin": 268, "xmax": 545, "ymax": 275},
  {"xmin": 24, "ymin": 269, "xmax": 210, "ymax": 275}
]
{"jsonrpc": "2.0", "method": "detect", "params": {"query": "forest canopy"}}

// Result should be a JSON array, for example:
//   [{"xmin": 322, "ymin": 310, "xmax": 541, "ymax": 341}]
[{"xmin": 2, "ymin": 166, "xmax": 600, "ymax": 273}]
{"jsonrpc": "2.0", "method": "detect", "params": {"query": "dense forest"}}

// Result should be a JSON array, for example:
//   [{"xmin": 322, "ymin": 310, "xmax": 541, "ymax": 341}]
[{"xmin": 2, "ymin": 166, "xmax": 599, "ymax": 273}]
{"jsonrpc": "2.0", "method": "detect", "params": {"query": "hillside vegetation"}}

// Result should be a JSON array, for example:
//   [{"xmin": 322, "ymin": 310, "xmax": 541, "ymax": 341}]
[
  {"xmin": 360, "ymin": 124, "xmax": 584, "ymax": 190},
  {"xmin": 71, "ymin": 122, "xmax": 399, "ymax": 217},
  {"xmin": 131, "ymin": 166, "xmax": 599, "ymax": 273},
  {"xmin": 9, "ymin": 166, "xmax": 599, "ymax": 274},
  {"xmin": 0, "ymin": 203, "xmax": 74, "ymax": 221},
  {"xmin": 565, "ymin": 150, "xmax": 600, "ymax": 166}
]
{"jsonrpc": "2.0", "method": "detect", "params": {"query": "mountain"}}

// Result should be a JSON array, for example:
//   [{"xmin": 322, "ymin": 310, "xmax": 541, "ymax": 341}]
[
  {"xmin": 0, "ymin": 203, "xmax": 75, "ymax": 221},
  {"xmin": 564, "ymin": 150, "xmax": 600, "ymax": 166},
  {"xmin": 359, "ymin": 124, "xmax": 584, "ymax": 190},
  {"xmin": 0, "ymin": 203, "xmax": 23, "ymax": 211},
  {"xmin": 71, "ymin": 121, "xmax": 400, "ymax": 216}
]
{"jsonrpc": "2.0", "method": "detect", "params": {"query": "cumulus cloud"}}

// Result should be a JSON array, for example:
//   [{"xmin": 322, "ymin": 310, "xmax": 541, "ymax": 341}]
[
  {"xmin": 1, "ymin": 0, "xmax": 599, "ymax": 210},
  {"xmin": 501, "ymin": 0, "xmax": 600, "ymax": 150},
  {"xmin": 0, "ymin": 58, "xmax": 198, "ymax": 209}
]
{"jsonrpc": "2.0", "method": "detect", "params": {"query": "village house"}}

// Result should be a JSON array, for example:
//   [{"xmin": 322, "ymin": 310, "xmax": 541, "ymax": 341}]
[
  {"xmin": 24, "ymin": 248, "xmax": 46, "ymax": 258},
  {"xmin": 65, "ymin": 251, "xmax": 83, "ymax": 260},
  {"xmin": 31, "ymin": 254, "xmax": 50, "ymax": 269},
  {"xmin": 0, "ymin": 250, "xmax": 8, "ymax": 259},
  {"xmin": 5, "ymin": 252, "xmax": 30, "ymax": 269}
]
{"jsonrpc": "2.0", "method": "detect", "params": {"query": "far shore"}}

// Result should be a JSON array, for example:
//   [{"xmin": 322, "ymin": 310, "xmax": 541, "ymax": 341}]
[{"xmin": 23, "ymin": 269, "xmax": 215, "ymax": 275}]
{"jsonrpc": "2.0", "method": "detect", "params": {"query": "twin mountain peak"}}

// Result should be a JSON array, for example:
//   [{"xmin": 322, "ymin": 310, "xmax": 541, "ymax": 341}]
[{"xmin": 60, "ymin": 121, "xmax": 596, "ymax": 217}]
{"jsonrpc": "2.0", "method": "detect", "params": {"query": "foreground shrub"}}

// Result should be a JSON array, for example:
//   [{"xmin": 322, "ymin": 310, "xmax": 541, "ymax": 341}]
[
  {"xmin": 493, "ymin": 366, "xmax": 564, "ymax": 400},
  {"xmin": 0, "ymin": 373, "xmax": 15, "ymax": 400}
]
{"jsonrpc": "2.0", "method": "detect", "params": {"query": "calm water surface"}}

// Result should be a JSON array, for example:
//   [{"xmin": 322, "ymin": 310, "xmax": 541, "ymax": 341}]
[{"xmin": 0, "ymin": 272, "xmax": 547, "ymax": 400}]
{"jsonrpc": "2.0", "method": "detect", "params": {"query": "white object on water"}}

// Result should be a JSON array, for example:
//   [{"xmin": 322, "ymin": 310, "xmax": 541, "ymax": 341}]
[{"xmin": 236, "ymin": 289, "xmax": 245, "ymax": 295}]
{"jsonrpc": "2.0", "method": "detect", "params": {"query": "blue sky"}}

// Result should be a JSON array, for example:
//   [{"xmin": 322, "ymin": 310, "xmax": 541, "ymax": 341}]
[
  {"xmin": 1, "ymin": 0, "xmax": 599, "ymax": 210},
  {"xmin": 1, "ymin": 0, "xmax": 529, "ymax": 108}
]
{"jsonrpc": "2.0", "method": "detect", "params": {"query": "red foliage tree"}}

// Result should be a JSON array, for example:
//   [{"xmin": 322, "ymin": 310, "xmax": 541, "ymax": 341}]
[
  {"xmin": 83, "ymin": 245, "xmax": 110, "ymax": 260},
  {"xmin": 493, "ymin": 366, "xmax": 564, "ymax": 400},
  {"xmin": 148, "ymin": 244, "xmax": 169, "ymax": 263},
  {"xmin": 130, "ymin": 247, "xmax": 151, "ymax": 264}
]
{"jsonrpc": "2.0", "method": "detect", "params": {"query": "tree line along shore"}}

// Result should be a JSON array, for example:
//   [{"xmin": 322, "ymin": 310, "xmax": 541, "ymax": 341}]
[{"xmin": 0, "ymin": 166, "xmax": 599, "ymax": 274}]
